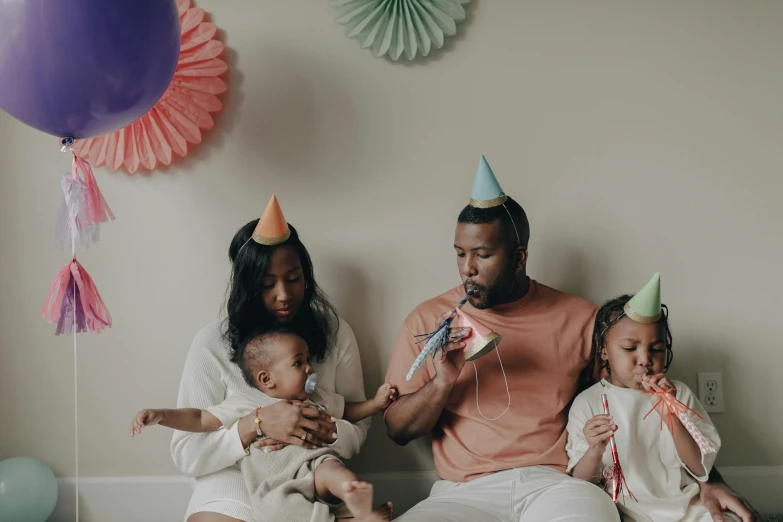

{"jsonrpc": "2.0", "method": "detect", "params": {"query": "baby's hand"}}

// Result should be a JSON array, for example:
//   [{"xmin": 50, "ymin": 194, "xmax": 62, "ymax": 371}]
[
  {"xmin": 373, "ymin": 383, "xmax": 398, "ymax": 410},
  {"xmin": 583, "ymin": 414, "xmax": 616, "ymax": 455},
  {"xmin": 130, "ymin": 409, "xmax": 164, "ymax": 437}
]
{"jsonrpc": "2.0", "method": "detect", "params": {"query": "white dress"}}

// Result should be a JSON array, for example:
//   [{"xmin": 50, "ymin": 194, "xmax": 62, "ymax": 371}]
[
  {"xmin": 566, "ymin": 379, "xmax": 721, "ymax": 522},
  {"xmin": 170, "ymin": 318, "xmax": 370, "ymax": 521}
]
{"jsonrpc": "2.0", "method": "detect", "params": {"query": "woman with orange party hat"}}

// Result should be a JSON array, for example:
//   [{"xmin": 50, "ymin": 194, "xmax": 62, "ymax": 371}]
[{"xmin": 169, "ymin": 195, "xmax": 380, "ymax": 522}]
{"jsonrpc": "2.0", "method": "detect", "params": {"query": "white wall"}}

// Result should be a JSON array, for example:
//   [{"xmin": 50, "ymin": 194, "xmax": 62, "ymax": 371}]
[{"xmin": 1, "ymin": 0, "xmax": 781, "ymax": 489}]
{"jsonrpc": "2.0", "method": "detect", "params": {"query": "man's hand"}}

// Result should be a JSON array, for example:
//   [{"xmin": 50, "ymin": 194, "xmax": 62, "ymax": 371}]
[
  {"xmin": 432, "ymin": 340, "xmax": 468, "ymax": 387},
  {"xmin": 432, "ymin": 312, "xmax": 470, "ymax": 388},
  {"xmin": 699, "ymin": 480, "xmax": 761, "ymax": 522},
  {"xmin": 384, "ymin": 314, "xmax": 470, "ymax": 445}
]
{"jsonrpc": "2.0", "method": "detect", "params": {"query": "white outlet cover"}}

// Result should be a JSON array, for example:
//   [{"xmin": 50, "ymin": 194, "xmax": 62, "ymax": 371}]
[{"xmin": 697, "ymin": 372, "xmax": 725, "ymax": 413}]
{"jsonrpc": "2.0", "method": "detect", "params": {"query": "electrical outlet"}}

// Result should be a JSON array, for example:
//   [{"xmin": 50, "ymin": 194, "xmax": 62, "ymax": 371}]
[{"xmin": 697, "ymin": 372, "xmax": 725, "ymax": 413}]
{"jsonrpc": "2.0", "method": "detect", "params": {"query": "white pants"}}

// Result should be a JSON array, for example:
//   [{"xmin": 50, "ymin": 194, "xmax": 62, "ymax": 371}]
[{"xmin": 395, "ymin": 466, "xmax": 620, "ymax": 522}]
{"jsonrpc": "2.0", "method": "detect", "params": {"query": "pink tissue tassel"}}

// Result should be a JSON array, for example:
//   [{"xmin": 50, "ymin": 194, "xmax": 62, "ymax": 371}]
[
  {"xmin": 55, "ymin": 154, "xmax": 115, "ymax": 249},
  {"xmin": 71, "ymin": 154, "xmax": 114, "ymax": 226},
  {"xmin": 40, "ymin": 258, "xmax": 111, "ymax": 335}
]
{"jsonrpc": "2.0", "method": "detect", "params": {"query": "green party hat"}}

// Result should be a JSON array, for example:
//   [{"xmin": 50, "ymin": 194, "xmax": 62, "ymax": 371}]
[{"xmin": 624, "ymin": 272, "xmax": 662, "ymax": 324}]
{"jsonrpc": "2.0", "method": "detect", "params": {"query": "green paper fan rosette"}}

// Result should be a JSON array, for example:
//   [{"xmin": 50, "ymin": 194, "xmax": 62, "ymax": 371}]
[{"xmin": 331, "ymin": 0, "xmax": 470, "ymax": 61}]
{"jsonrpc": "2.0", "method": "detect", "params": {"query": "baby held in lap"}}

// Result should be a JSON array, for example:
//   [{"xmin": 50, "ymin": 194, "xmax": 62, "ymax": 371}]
[{"xmin": 131, "ymin": 328, "xmax": 396, "ymax": 522}]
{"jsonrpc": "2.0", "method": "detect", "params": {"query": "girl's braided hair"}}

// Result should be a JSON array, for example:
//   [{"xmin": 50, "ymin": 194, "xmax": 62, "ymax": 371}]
[{"xmin": 582, "ymin": 294, "xmax": 673, "ymax": 391}]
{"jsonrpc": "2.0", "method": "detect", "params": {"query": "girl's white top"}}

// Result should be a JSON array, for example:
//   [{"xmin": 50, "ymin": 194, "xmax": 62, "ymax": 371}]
[{"xmin": 566, "ymin": 379, "xmax": 720, "ymax": 522}]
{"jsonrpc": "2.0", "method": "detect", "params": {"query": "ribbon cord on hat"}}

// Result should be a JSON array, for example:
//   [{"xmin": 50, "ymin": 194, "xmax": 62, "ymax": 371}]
[
  {"xmin": 501, "ymin": 203, "xmax": 521, "ymax": 246},
  {"xmin": 472, "ymin": 339, "xmax": 511, "ymax": 421}
]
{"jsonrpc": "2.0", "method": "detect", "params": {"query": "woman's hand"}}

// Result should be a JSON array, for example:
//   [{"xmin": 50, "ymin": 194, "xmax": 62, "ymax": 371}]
[
  {"xmin": 294, "ymin": 402, "xmax": 338, "ymax": 446},
  {"xmin": 241, "ymin": 400, "xmax": 337, "ymax": 450}
]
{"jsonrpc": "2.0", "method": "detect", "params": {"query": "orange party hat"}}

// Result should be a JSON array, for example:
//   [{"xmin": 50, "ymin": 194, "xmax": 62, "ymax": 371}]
[
  {"xmin": 252, "ymin": 195, "xmax": 291, "ymax": 246},
  {"xmin": 452, "ymin": 308, "xmax": 502, "ymax": 361}
]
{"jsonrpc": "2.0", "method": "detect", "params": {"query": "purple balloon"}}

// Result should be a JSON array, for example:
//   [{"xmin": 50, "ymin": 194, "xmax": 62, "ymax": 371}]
[{"xmin": 0, "ymin": 0, "xmax": 180, "ymax": 139}]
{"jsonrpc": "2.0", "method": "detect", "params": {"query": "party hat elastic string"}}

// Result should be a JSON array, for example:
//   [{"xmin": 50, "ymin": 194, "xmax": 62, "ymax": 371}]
[{"xmin": 471, "ymin": 339, "xmax": 510, "ymax": 421}]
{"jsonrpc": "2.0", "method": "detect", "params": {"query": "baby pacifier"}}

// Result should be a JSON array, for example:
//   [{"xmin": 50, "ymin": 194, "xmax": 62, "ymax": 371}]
[{"xmin": 304, "ymin": 373, "xmax": 319, "ymax": 394}]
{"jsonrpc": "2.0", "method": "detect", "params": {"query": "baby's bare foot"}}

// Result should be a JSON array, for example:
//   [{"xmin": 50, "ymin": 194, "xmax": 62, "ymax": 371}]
[
  {"xmin": 342, "ymin": 481, "xmax": 373, "ymax": 520},
  {"xmin": 374, "ymin": 501, "xmax": 393, "ymax": 521}
]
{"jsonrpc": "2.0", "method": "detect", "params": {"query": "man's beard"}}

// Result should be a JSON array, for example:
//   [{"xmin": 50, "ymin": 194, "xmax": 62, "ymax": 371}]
[{"xmin": 464, "ymin": 265, "xmax": 517, "ymax": 310}]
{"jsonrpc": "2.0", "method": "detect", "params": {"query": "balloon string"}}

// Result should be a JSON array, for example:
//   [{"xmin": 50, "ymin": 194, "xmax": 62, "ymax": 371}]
[
  {"xmin": 64, "ymin": 146, "xmax": 79, "ymax": 521},
  {"xmin": 74, "ymin": 291, "xmax": 79, "ymax": 522}
]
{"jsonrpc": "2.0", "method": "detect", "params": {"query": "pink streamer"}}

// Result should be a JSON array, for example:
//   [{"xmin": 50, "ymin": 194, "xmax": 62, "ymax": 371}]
[{"xmin": 601, "ymin": 394, "xmax": 637, "ymax": 503}]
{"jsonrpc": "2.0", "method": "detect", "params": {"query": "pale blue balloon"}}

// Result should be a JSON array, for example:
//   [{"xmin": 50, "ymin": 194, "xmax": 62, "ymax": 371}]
[{"xmin": 0, "ymin": 457, "xmax": 58, "ymax": 522}]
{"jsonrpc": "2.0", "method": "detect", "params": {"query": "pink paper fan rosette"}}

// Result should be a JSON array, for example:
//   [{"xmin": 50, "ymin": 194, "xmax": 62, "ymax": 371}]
[{"xmin": 73, "ymin": 0, "xmax": 227, "ymax": 173}]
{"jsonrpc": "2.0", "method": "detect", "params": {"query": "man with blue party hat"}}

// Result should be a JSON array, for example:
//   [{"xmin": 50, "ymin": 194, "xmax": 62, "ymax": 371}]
[
  {"xmin": 384, "ymin": 156, "xmax": 757, "ymax": 521},
  {"xmin": 459, "ymin": 155, "xmax": 526, "ymax": 310}
]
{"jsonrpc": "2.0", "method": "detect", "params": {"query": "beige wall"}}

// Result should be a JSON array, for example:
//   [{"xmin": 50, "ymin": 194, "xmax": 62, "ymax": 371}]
[{"xmin": 1, "ymin": 0, "xmax": 781, "ymax": 478}]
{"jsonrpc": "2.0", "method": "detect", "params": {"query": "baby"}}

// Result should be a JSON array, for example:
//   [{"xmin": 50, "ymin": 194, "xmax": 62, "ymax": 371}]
[{"xmin": 131, "ymin": 327, "xmax": 397, "ymax": 522}]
